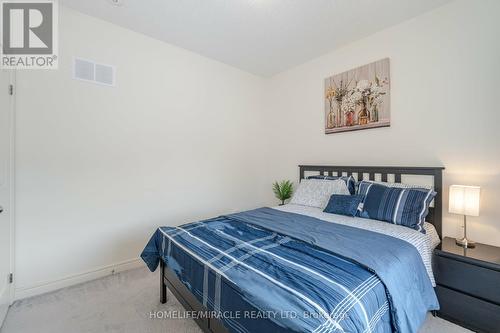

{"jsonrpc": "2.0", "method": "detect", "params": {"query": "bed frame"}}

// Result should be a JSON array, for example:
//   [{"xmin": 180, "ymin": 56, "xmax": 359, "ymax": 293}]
[{"xmin": 159, "ymin": 165, "xmax": 445, "ymax": 333}]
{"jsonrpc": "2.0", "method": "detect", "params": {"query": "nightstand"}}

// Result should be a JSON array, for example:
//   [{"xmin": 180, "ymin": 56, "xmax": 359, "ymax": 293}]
[{"xmin": 433, "ymin": 237, "xmax": 500, "ymax": 333}]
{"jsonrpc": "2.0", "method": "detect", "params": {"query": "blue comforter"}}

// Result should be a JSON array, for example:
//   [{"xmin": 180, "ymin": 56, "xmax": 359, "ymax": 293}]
[{"xmin": 141, "ymin": 207, "xmax": 438, "ymax": 333}]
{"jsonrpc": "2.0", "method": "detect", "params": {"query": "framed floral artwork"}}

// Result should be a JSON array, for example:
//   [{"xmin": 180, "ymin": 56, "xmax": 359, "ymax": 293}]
[{"xmin": 325, "ymin": 58, "xmax": 390, "ymax": 134}]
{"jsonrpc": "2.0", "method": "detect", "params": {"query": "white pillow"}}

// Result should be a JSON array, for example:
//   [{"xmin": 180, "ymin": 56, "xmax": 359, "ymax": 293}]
[
  {"xmin": 424, "ymin": 222, "xmax": 441, "ymax": 249},
  {"xmin": 290, "ymin": 179, "xmax": 350, "ymax": 209}
]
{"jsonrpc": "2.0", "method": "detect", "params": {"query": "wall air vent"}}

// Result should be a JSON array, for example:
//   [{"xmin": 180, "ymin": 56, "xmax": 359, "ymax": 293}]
[{"xmin": 73, "ymin": 57, "xmax": 116, "ymax": 87}]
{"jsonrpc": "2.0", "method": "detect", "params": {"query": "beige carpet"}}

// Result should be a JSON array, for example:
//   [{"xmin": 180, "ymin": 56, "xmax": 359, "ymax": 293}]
[{"xmin": 1, "ymin": 267, "xmax": 471, "ymax": 333}]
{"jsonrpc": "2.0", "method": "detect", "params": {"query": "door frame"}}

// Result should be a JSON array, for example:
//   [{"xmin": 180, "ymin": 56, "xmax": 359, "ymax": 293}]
[{"xmin": 5, "ymin": 70, "xmax": 16, "ymax": 305}]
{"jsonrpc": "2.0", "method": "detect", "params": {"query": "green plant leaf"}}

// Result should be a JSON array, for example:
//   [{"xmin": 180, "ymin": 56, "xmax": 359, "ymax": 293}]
[{"xmin": 273, "ymin": 180, "xmax": 294, "ymax": 202}]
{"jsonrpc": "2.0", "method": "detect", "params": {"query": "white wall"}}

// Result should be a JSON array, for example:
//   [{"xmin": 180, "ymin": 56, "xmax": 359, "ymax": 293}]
[
  {"xmin": 14, "ymin": 6, "xmax": 268, "ymax": 298},
  {"xmin": 263, "ymin": 0, "xmax": 500, "ymax": 246}
]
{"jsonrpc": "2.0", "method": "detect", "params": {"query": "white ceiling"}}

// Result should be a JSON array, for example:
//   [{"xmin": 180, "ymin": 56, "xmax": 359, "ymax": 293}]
[{"xmin": 61, "ymin": 0, "xmax": 451, "ymax": 77}]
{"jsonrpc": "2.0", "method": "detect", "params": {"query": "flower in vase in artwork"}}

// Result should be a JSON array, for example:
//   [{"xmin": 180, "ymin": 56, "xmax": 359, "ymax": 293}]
[{"xmin": 325, "ymin": 86, "xmax": 337, "ymax": 128}]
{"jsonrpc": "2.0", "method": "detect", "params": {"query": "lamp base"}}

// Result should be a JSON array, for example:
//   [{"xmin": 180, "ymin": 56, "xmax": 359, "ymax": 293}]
[{"xmin": 455, "ymin": 237, "xmax": 476, "ymax": 248}]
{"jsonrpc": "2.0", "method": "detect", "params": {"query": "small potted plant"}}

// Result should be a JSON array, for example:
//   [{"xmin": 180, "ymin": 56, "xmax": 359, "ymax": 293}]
[{"xmin": 272, "ymin": 180, "xmax": 294, "ymax": 206}]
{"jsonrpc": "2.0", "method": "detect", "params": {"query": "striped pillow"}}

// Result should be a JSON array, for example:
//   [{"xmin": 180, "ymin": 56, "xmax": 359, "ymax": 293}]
[
  {"xmin": 357, "ymin": 181, "xmax": 436, "ymax": 234},
  {"xmin": 307, "ymin": 175, "xmax": 356, "ymax": 195},
  {"xmin": 357, "ymin": 180, "xmax": 434, "ymax": 205}
]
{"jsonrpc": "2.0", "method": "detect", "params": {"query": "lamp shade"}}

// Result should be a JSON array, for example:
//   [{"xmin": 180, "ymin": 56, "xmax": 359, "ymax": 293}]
[{"xmin": 449, "ymin": 185, "xmax": 480, "ymax": 216}]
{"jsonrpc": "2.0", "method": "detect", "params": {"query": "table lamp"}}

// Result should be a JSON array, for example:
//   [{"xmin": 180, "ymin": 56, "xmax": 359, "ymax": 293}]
[{"xmin": 449, "ymin": 185, "xmax": 480, "ymax": 248}]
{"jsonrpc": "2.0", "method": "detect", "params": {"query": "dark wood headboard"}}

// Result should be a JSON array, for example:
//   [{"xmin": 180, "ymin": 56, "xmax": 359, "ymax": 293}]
[{"xmin": 299, "ymin": 165, "xmax": 445, "ymax": 238}]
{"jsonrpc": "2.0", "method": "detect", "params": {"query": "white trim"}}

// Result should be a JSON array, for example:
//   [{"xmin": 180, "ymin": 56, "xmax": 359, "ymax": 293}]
[
  {"xmin": 9, "ymin": 70, "xmax": 16, "ymax": 306},
  {"xmin": 7, "ymin": 69, "xmax": 17, "ymax": 305},
  {"xmin": 392, "ymin": 189, "xmax": 406, "ymax": 224},
  {"xmin": 363, "ymin": 301, "xmax": 389, "ymax": 333},
  {"xmin": 14, "ymin": 258, "xmax": 142, "ymax": 300},
  {"xmin": 0, "ymin": 69, "xmax": 15, "ymax": 327},
  {"xmin": 419, "ymin": 189, "xmax": 434, "ymax": 225},
  {"xmin": 315, "ymin": 276, "xmax": 380, "ymax": 333}
]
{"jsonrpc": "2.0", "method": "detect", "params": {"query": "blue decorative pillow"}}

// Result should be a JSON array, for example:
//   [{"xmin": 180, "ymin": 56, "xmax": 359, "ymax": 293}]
[
  {"xmin": 323, "ymin": 194, "xmax": 364, "ymax": 217},
  {"xmin": 357, "ymin": 182, "xmax": 436, "ymax": 233},
  {"xmin": 307, "ymin": 175, "xmax": 356, "ymax": 195}
]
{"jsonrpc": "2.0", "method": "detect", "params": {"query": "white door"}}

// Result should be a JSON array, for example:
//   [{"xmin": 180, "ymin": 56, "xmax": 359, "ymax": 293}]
[{"xmin": 0, "ymin": 69, "xmax": 14, "ymax": 326}]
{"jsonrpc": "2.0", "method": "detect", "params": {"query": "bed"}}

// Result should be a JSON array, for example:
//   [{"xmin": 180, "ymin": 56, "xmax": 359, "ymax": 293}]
[{"xmin": 141, "ymin": 165, "xmax": 444, "ymax": 333}]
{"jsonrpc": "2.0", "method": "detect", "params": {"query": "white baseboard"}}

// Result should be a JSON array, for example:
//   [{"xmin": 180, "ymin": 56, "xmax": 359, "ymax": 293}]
[{"xmin": 14, "ymin": 258, "xmax": 143, "ymax": 301}]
